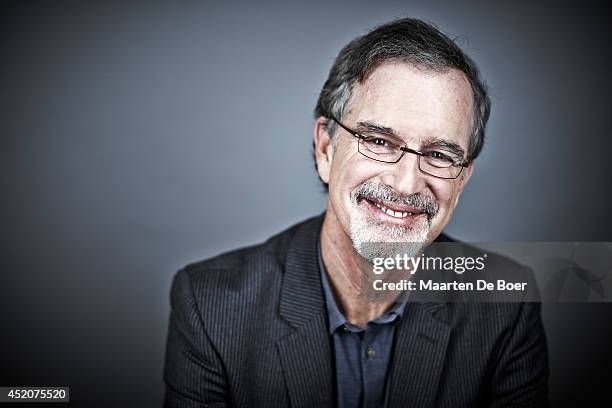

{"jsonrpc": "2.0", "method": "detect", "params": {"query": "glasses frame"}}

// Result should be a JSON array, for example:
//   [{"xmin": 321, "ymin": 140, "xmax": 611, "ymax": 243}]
[{"xmin": 330, "ymin": 116, "xmax": 470, "ymax": 180}]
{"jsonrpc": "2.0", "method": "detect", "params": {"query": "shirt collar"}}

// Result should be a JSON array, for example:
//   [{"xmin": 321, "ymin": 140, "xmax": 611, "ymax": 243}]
[{"xmin": 317, "ymin": 239, "xmax": 407, "ymax": 335}]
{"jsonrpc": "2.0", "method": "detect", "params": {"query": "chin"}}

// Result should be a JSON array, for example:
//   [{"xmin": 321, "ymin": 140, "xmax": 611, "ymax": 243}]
[{"xmin": 349, "ymin": 201, "xmax": 431, "ymax": 261}]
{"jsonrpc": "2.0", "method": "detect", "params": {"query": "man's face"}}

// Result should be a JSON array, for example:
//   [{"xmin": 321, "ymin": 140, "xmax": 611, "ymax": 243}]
[{"xmin": 316, "ymin": 62, "xmax": 475, "ymax": 258}]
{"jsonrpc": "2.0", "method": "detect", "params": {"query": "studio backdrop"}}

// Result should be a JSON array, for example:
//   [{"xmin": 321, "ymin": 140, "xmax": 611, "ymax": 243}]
[{"xmin": 1, "ymin": 1, "xmax": 611, "ymax": 407}]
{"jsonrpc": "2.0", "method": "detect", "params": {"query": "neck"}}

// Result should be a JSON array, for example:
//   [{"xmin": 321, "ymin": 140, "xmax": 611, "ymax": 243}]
[{"xmin": 320, "ymin": 207, "xmax": 396, "ymax": 328}]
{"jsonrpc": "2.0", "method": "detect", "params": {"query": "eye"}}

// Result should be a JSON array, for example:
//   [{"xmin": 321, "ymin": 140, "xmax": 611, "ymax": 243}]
[
  {"xmin": 429, "ymin": 150, "xmax": 451, "ymax": 160},
  {"xmin": 360, "ymin": 135, "xmax": 403, "ymax": 156},
  {"xmin": 362, "ymin": 136, "xmax": 399, "ymax": 148},
  {"xmin": 421, "ymin": 150, "xmax": 459, "ymax": 168},
  {"xmin": 373, "ymin": 138, "xmax": 389, "ymax": 146},
  {"xmin": 428, "ymin": 151, "xmax": 453, "ymax": 162}
]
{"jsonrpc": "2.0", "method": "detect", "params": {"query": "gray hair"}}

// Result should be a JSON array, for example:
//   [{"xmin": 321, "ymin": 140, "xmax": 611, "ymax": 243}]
[{"xmin": 313, "ymin": 18, "xmax": 491, "ymax": 190}]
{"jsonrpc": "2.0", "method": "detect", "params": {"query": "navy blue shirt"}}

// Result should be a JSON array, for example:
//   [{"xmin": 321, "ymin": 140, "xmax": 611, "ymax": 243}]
[{"xmin": 318, "ymin": 243, "xmax": 407, "ymax": 408}]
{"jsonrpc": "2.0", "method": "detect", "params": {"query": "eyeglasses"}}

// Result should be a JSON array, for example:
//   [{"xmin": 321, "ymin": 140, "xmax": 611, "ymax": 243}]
[{"xmin": 330, "ymin": 116, "xmax": 470, "ymax": 180}]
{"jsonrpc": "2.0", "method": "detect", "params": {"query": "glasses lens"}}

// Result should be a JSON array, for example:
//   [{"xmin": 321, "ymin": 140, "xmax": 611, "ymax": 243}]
[
  {"xmin": 358, "ymin": 135, "xmax": 404, "ymax": 162},
  {"xmin": 419, "ymin": 159, "xmax": 463, "ymax": 179}
]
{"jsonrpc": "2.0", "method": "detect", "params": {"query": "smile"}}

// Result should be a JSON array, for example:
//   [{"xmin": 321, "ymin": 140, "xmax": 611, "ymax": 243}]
[
  {"xmin": 373, "ymin": 201, "xmax": 413, "ymax": 218},
  {"xmin": 362, "ymin": 197, "xmax": 427, "ymax": 223}
]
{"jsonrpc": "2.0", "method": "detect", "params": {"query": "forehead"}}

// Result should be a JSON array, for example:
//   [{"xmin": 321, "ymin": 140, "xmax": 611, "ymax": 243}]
[{"xmin": 348, "ymin": 62, "xmax": 475, "ymax": 148}]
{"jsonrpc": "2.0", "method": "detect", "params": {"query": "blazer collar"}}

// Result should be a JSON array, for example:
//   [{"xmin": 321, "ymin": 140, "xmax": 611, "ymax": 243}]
[
  {"xmin": 279, "ymin": 213, "xmax": 327, "ymax": 329},
  {"xmin": 385, "ymin": 302, "xmax": 451, "ymax": 407},
  {"xmin": 277, "ymin": 213, "xmax": 335, "ymax": 408}
]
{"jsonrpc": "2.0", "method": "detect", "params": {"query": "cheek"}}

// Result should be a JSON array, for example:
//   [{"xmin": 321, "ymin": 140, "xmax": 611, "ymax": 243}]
[
  {"xmin": 429, "ymin": 180, "xmax": 462, "ymax": 211},
  {"xmin": 328, "ymin": 150, "xmax": 383, "ymax": 217},
  {"xmin": 430, "ymin": 179, "xmax": 456, "ymax": 209},
  {"xmin": 328, "ymin": 146, "xmax": 375, "ymax": 192}
]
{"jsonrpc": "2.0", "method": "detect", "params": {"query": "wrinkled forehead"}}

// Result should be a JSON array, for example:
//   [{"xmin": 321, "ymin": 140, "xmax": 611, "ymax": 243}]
[{"xmin": 347, "ymin": 62, "xmax": 475, "ymax": 148}]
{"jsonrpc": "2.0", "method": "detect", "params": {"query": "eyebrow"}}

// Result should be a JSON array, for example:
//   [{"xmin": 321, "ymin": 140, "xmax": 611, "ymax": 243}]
[
  {"xmin": 355, "ymin": 121, "xmax": 466, "ymax": 159},
  {"xmin": 355, "ymin": 121, "xmax": 400, "ymax": 138}
]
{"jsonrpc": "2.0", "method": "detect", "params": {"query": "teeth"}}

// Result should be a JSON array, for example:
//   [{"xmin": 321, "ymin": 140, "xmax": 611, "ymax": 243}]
[{"xmin": 373, "ymin": 202, "xmax": 414, "ymax": 218}]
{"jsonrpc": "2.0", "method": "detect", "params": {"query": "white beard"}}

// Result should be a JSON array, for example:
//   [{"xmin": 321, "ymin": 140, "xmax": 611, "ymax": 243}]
[{"xmin": 349, "ymin": 201, "xmax": 430, "ymax": 261}]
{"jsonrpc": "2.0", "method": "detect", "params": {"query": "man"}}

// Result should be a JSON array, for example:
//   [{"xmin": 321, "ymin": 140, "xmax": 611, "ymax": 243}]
[{"xmin": 164, "ymin": 18, "xmax": 549, "ymax": 407}]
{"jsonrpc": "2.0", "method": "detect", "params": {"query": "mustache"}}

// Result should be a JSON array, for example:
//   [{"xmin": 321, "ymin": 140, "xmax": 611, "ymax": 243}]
[{"xmin": 353, "ymin": 181, "xmax": 439, "ymax": 219}]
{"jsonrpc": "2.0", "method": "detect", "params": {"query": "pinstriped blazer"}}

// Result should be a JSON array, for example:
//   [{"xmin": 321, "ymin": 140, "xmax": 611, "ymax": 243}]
[{"xmin": 163, "ymin": 214, "xmax": 549, "ymax": 407}]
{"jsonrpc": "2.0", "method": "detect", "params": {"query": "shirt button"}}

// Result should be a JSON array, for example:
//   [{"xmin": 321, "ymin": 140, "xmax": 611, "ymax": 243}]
[{"xmin": 366, "ymin": 345, "xmax": 375, "ymax": 358}]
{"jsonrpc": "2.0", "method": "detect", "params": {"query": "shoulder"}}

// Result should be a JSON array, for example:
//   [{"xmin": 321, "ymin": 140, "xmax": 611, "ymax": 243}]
[{"xmin": 169, "ymin": 214, "xmax": 322, "ymax": 311}]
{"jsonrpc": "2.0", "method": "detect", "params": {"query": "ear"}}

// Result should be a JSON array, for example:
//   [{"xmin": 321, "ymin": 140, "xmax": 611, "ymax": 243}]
[{"xmin": 313, "ymin": 116, "xmax": 335, "ymax": 184}]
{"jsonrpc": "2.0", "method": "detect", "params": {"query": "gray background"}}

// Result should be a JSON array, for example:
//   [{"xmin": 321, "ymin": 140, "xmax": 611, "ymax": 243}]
[{"xmin": 1, "ymin": 1, "xmax": 611, "ymax": 406}]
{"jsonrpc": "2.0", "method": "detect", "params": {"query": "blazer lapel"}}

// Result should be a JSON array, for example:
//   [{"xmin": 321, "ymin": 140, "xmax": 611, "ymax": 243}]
[
  {"xmin": 386, "ymin": 302, "xmax": 450, "ymax": 408},
  {"xmin": 276, "ymin": 214, "xmax": 335, "ymax": 408}
]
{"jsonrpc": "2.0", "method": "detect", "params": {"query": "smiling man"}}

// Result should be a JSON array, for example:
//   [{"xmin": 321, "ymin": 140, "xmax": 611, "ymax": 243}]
[{"xmin": 164, "ymin": 18, "xmax": 549, "ymax": 408}]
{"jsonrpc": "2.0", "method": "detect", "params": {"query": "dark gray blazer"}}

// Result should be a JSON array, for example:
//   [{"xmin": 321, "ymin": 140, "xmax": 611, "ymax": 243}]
[{"xmin": 163, "ymin": 215, "xmax": 549, "ymax": 407}]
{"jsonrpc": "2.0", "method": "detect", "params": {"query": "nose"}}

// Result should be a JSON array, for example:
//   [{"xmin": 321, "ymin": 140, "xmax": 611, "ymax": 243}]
[{"xmin": 380, "ymin": 151, "xmax": 427, "ymax": 195}]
